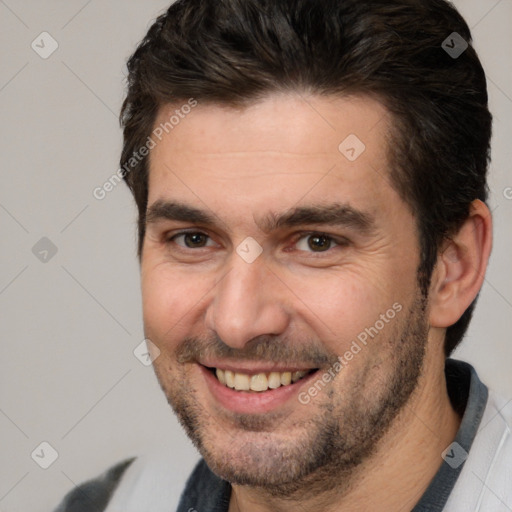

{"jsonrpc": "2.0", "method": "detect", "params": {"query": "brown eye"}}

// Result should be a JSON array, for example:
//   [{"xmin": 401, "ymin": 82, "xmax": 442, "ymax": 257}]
[
  {"xmin": 296, "ymin": 233, "xmax": 337, "ymax": 253},
  {"xmin": 185, "ymin": 233, "xmax": 208, "ymax": 247},
  {"xmin": 307, "ymin": 235, "xmax": 332, "ymax": 252},
  {"xmin": 172, "ymin": 232, "xmax": 213, "ymax": 248}
]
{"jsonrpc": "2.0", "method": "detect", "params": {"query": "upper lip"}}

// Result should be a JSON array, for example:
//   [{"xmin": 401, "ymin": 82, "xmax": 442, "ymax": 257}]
[{"xmin": 198, "ymin": 359, "xmax": 317, "ymax": 374}]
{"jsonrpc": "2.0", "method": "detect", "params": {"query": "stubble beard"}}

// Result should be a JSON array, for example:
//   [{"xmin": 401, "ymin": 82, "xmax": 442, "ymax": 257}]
[{"xmin": 151, "ymin": 295, "xmax": 429, "ymax": 501}]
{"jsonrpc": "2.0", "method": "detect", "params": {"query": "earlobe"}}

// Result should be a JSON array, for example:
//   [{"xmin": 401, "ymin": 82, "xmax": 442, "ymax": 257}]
[{"xmin": 429, "ymin": 200, "xmax": 493, "ymax": 328}]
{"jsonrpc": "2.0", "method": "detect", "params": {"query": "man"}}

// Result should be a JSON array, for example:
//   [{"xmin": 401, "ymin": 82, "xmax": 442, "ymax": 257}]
[{"xmin": 55, "ymin": 0, "xmax": 511, "ymax": 510}]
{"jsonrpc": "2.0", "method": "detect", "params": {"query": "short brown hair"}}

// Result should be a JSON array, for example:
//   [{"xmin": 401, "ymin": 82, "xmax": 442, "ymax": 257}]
[{"xmin": 120, "ymin": 0, "xmax": 492, "ymax": 355}]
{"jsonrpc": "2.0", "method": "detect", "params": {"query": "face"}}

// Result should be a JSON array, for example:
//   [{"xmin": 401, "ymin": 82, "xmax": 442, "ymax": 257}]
[{"xmin": 141, "ymin": 93, "xmax": 428, "ymax": 495}]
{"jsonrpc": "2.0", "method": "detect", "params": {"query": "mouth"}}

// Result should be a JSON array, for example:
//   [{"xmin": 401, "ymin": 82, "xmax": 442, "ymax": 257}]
[
  {"xmin": 198, "ymin": 363, "xmax": 322, "ymax": 414},
  {"xmin": 205, "ymin": 366, "xmax": 318, "ymax": 392}
]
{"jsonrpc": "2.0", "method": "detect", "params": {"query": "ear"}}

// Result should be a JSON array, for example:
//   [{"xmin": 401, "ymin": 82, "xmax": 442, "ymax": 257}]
[{"xmin": 429, "ymin": 199, "xmax": 493, "ymax": 328}]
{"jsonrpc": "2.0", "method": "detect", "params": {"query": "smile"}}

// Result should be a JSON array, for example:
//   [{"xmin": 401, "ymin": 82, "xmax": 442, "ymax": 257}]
[{"xmin": 209, "ymin": 367, "xmax": 316, "ymax": 392}]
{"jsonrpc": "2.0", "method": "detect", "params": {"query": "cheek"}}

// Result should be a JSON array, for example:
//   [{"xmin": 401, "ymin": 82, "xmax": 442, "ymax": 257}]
[
  {"xmin": 281, "ymin": 268, "xmax": 405, "ymax": 354},
  {"xmin": 141, "ymin": 264, "xmax": 211, "ymax": 346}
]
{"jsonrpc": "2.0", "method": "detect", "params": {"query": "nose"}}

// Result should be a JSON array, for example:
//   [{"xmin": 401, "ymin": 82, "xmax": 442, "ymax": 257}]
[{"xmin": 205, "ymin": 252, "xmax": 290, "ymax": 349}]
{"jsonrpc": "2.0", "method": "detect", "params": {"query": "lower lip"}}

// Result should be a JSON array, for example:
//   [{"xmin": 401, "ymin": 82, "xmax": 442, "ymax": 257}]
[{"xmin": 198, "ymin": 364, "xmax": 319, "ymax": 414}]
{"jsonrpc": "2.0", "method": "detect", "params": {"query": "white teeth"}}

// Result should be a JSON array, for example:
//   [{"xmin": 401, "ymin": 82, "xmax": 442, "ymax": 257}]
[
  {"xmin": 292, "ymin": 370, "xmax": 307, "ymax": 383},
  {"xmin": 216, "ymin": 368, "xmax": 226, "ymax": 385},
  {"xmin": 214, "ymin": 368, "xmax": 311, "ymax": 392},
  {"xmin": 280, "ymin": 371, "xmax": 292, "ymax": 386},
  {"xmin": 225, "ymin": 370, "xmax": 235, "ymax": 389},
  {"xmin": 250, "ymin": 373, "xmax": 268, "ymax": 391},
  {"xmin": 268, "ymin": 372, "xmax": 282, "ymax": 389},
  {"xmin": 234, "ymin": 373, "xmax": 250, "ymax": 391}
]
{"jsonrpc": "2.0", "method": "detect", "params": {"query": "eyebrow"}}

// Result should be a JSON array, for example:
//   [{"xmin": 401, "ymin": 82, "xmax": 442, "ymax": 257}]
[
  {"xmin": 146, "ymin": 200, "xmax": 216, "ymax": 226},
  {"xmin": 145, "ymin": 200, "xmax": 376, "ymax": 235},
  {"xmin": 259, "ymin": 203, "xmax": 375, "ymax": 234}
]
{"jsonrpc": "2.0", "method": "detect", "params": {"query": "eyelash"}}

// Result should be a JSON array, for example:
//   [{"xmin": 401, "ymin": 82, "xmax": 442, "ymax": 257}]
[
  {"xmin": 292, "ymin": 231, "xmax": 347, "ymax": 253},
  {"xmin": 166, "ymin": 230, "xmax": 348, "ymax": 254}
]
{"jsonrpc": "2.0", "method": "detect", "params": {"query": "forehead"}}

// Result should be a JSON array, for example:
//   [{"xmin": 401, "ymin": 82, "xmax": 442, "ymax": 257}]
[
  {"xmin": 151, "ymin": 93, "xmax": 390, "ymax": 158},
  {"xmin": 147, "ymin": 93, "xmax": 396, "ymax": 221}
]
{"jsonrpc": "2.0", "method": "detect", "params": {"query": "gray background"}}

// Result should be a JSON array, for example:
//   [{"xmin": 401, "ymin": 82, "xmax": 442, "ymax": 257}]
[{"xmin": 0, "ymin": 1, "xmax": 511, "ymax": 511}]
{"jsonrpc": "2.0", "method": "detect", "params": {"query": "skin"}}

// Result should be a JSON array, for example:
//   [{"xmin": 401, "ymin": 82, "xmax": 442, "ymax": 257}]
[{"xmin": 140, "ymin": 93, "xmax": 492, "ymax": 511}]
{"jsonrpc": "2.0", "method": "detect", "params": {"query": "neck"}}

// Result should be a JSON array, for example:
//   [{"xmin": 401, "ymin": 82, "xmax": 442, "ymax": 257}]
[{"xmin": 228, "ymin": 353, "xmax": 461, "ymax": 512}]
